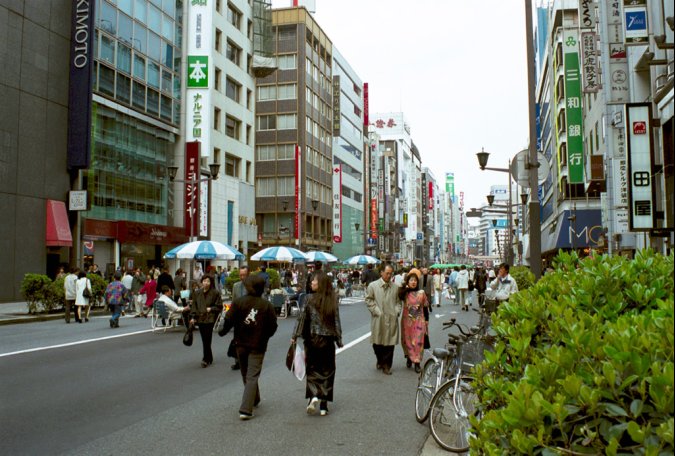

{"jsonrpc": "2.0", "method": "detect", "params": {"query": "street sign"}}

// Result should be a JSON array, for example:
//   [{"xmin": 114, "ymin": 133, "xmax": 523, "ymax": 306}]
[{"xmin": 510, "ymin": 149, "xmax": 550, "ymax": 187}]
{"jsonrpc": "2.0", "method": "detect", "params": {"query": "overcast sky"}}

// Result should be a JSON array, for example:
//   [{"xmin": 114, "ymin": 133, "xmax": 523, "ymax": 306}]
[{"xmin": 271, "ymin": 0, "xmax": 532, "ymax": 211}]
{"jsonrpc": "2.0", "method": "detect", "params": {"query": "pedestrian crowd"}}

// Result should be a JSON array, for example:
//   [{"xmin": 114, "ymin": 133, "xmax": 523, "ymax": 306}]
[{"xmin": 58, "ymin": 259, "xmax": 519, "ymax": 422}]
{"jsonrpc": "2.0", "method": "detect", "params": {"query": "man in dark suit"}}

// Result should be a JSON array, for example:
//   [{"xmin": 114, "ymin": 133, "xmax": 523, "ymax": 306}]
[{"xmin": 228, "ymin": 265, "xmax": 250, "ymax": 370}]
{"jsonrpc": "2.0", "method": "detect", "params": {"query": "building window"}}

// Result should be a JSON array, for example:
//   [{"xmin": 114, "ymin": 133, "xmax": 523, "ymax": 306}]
[
  {"xmin": 214, "ymin": 107, "xmax": 221, "ymax": 131},
  {"xmin": 226, "ymin": 115, "xmax": 241, "ymax": 139},
  {"xmin": 225, "ymin": 153, "xmax": 240, "ymax": 177},
  {"xmin": 277, "ymin": 54, "xmax": 296, "ymax": 70},
  {"xmin": 246, "ymin": 124, "xmax": 252, "ymax": 145},
  {"xmin": 226, "ymin": 40, "xmax": 241, "ymax": 66},
  {"xmin": 227, "ymin": 3, "xmax": 241, "ymax": 29},
  {"xmin": 277, "ymin": 113, "xmax": 297, "ymax": 130},
  {"xmin": 277, "ymin": 83, "xmax": 297, "ymax": 100},
  {"xmin": 255, "ymin": 177, "xmax": 276, "ymax": 196},
  {"xmin": 278, "ymin": 144, "xmax": 294, "ymax": 160},
  {"xmin": 246, "ymin": 89, "xmax": 252, "ymax": 109},
  {"xmin": 215, "ymin": 67, "xmax": 222, "ymax": 91},
  {"xmin": 225, "ymin": 77, "xmax": 241, "ymax": 102},
  {"xmin": 257, "ymin": 115, "xmax": 276, "ymax": 131},
  {"xmin": 256, "ymin": 144, "xmax": 276, "ymax": 161},
  {"xmin": 214, "ymin": 147, "xmax": 222, "ymax": 164},
  {"xmin": 246, "ymin": 160, "xmax": 251, "ymax": 182},
  {"xmin": 278, "ymin": 25, "xmax": 296, "ymax": 41},
  {"xmin": 215, "ymin": 28, "xmax": 222, "ymax": 53},
  {"xmin": 257, "ymin": 85, "xmax": 277, "ymax": 100}
]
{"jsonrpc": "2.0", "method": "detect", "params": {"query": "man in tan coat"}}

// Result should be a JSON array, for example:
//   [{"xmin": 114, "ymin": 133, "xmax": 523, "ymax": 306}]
[{"xmin": 365, "ymin": 264, "xmax": 401, "ymax": 375}]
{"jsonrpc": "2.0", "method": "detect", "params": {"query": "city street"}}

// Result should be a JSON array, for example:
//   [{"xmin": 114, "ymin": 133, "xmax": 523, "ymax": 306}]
[{"xmin": 0, "ymin": 294, "xmax": 478, "ymax": 455}]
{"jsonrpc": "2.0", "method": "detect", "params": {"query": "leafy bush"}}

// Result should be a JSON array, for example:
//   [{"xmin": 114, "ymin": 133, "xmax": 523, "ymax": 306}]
[
  {"xmin": 43, "ymin": 276, "xmax": 66, "ymax": 312},
  {"xmin": 225, "ymin": 268, "xmax": 240, "ymax": 292},
  {"xmin": 510, "ymin": 265, "xmax": 536, "ymax": 290},
  {"xmin": 87, "ymin": 273, "xmax": 108, "ymax": 307},
  {"xmin": 471, "ymin": 250, "xmax": 674, "ymax": 455},
  {"xmin": 21, "ymin": 274, "xmax": 52, "ymax": 314},
  {"xmin": 252, "ymin": 267, "xmax": 280, "ymax": 289}
]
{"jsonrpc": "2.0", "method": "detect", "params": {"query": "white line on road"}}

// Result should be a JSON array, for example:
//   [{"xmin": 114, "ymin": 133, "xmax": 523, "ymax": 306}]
[
  {"xmin": 336, "ymin": 332, "xmax": 370, "ymax": 355},
  {"xmin": 0, "ymin": 329, "xmax": 155, "ymax": 358}
]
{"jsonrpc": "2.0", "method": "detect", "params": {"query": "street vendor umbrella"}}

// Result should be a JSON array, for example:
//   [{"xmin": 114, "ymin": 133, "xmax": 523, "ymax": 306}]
[
  {"xmin": 343, "ymin": 254, "xmax": 381, "ymax": 265},
  {"xmin": 164, "ymin": 240, "xmax": 245, "ymax": 260},
  {"xmin": 304, "ymin": 251, "xmax": 339, "ymax": 263},
  {"xmin": 250, "ymin": 246, "xmax": 307, "ymax": 262}
]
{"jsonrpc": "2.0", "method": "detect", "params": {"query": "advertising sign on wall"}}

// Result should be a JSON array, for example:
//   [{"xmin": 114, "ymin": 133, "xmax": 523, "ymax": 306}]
[
  {"xmin": 294, "ymin": 145, "xmax": 302, "ymax": 240},
  {"xmin": 625, "ymin": 103, "xmax": 656, "ymax": 231},
  {"xmin": 187, "ymin": 2, "xmax": 212, "ymax": 158},
  {"xmin": 563, "ymin": 30, "xmax": 585, "ymax": 184},
  {"xmin": 67, "ymin": 0, "xmax": 96, "ymax": 170},
  {"xmin": 623, "ymin": 1, "xmax": 649, "ymax": 44},
  {"xmin": 581, "ymin": 32, "xmax": 599, "ymax": 93},
  {"xmin": 363, "ymin": 82, "xmax": 369, "ymax": 127},
  {"xmin": 332, "ymin": 166, "xmax": 342, "ymax": 243},
  {"xmin": 185, "ymin": 142, "xmax": 200, "ymax": 237}
]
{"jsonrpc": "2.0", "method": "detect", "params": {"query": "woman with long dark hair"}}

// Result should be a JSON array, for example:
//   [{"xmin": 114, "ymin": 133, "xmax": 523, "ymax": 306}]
[
  {"xmin": 292, "ymin": 270, "xmax": 343, "ymax": 416},
  {"xmin": 398, "ymin": 272, "xmax": 429, "ymax": 373}
]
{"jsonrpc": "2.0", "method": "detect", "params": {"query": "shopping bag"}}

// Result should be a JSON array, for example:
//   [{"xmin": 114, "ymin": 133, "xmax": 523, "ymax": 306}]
[
  {"xmin": 215, "ymin": 310, "xmax": 226, "ymax": 336},
  {"xmin": 293, "ymin": 343, "xmax": 305, "ymax": 381},
  {"xmin": 285, "ymin": 341, "xmax": 296, "ymax": 371}
]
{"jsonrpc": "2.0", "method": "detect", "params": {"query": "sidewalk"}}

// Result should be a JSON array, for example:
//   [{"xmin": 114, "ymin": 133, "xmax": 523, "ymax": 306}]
[{"xmin": 0, "ymin": 301, "xmax": 107, "ymax": 326}]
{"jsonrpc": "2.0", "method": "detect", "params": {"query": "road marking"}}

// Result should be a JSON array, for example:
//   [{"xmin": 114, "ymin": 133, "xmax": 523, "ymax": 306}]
[
  {"xmin": 336, "ymin": 332, "xmax": 370, "ymax": 355},
  {"xmin": 0, "ymin": 329, "xmax": 155, "ymax": 358}
]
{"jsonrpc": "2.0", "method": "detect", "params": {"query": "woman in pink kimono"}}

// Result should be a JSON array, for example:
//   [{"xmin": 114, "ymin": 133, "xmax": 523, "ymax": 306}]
[{"xmin": 399, "ymin": 272, "xmax": 429, "ymax": 373}]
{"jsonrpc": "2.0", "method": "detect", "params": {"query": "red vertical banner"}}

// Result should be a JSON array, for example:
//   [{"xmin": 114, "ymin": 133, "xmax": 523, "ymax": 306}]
[
  {"xmin": 370, "ymin": 198, "xmax": 378, "ymax": 239},
  {"xmin": 363, "ymin": 82, "xmax": 369, "ymax": 127},
  {"xmin": 294, "ymin": 145, "xmax": 301, "ymax": 240},
  {"xmin": 428, "ymin": 182, "xmax": 434, "ymax": 210},
  {"xmin": 185, "ymin": 141, "xmax": 200, "ymax": 237}
]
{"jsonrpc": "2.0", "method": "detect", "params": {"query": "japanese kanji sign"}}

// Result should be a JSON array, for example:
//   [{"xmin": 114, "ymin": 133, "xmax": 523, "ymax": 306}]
[
  {"xmin": 185, "ymin": 142, "xmax": 200, "ymax": 237},
  {"xmin": 332, "ymin": 165, "xmax": 342, "ymax": 243},
  {"xmin": 563, "ymin": 31, "xmax": 585, "ymax": 184},
  {"xmin": 625, "ymin": 103, "xmax": 656, "ymax": 231},
  {"xmin": 186, "ymin": 2, "xmax": 211, "ymax": 157},
  {"xmin": 187, "ymin": 56, "xmax": 209, "ymax": 88}
]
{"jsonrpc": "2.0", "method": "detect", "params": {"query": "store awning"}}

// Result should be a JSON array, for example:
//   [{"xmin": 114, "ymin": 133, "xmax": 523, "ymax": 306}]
[
  {"xmin": 541, "ymin": 209, "xmax": 603, "ymax": 254},
  {"xmin": 46, "ymin": 200, "xmax": 72, "ymax": 247}
]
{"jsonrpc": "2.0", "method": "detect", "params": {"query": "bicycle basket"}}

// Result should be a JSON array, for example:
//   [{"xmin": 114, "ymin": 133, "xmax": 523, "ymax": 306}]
[{"xmin": 458, "ymin": 337, "xmax": 493, "ymax": 374}]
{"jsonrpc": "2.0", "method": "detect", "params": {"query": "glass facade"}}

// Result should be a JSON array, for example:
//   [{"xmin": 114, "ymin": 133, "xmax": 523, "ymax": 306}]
[
  {"xmin": 94, "ymin": 0, "xmax": 182, "ymax": 125},
  {"xmin": 88, "ymin": 0, "xmax": 182, "ymax": 226},
  {"xmin": 87, "ymin": 104, "xmax": 174, "ymax": 225}
]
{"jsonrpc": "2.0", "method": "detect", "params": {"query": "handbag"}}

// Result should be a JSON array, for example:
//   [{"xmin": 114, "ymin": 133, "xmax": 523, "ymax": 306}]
[
  {"xmin": 83, "ymin": 286, "xmax": 92, "ymax": 299},
  {"xmin": 214, "ymin": 309, "xmax": 226, "ymax": 335},
  {"xmin": 285, "ymin": 341, "xmax": 296, "ymax": 371},
  {"xmin": 183, "ymin": 323, "xmax": 194, "ymax": 346},
  {"xmin": 292, "ymin": 343, "xmax": 306, "ymax": 381}
]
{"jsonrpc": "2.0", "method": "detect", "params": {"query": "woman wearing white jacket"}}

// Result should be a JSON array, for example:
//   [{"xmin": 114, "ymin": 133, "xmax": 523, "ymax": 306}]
[{"xmin": 74, "ymin": 271, "xmax": 92, "ymax": 323}]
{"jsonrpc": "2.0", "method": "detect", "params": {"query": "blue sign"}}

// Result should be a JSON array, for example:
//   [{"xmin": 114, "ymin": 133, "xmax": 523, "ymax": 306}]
[
  {"xmin": 367, "ymin": 238, "xmax": 377, "ymax": 246},
  {"xmin": 625, "ymin": 11, "xmax": 647, "ymax": 31},
  {"xmin": 416, "ymin": 233, "xmax": 423, "ymax": 240}
]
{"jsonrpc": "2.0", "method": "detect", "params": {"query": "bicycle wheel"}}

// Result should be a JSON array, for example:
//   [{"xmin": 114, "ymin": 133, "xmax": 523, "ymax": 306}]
[
  {"xmin": 428, "ymin": 378, "xmax": 477, "ymax": 452},
  {"xmin": 415, "ymin": 358, "xmax": 440, "ymax": 423}
]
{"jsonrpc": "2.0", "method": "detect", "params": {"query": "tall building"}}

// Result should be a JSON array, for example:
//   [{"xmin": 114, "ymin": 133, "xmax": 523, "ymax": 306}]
[
  {"xmin": 1, "ymin": 0, "xmax": 73, "ymax": 301},
  {"xmin": 421, "ymin": 168, "xmax": 439, "ymax": 264},
  {"xmin": 331, "ymin": 47, "xmax": 365, "ymax": 260},
  {"xmin": 254, "ymin": 6, "xmax": 333, "ymax": 252}
]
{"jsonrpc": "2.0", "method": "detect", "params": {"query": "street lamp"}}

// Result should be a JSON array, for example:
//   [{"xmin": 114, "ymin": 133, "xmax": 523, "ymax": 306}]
[
  {"xmin": 310, "ymin": 199, "xmax": 319, "ymax": 249},
  {"xmin": 477, "ymin": 149, "xmax": 513, "ymax": 265}
]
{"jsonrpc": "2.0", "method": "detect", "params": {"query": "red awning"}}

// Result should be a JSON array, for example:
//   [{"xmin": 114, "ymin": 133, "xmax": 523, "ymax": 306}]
[{"xmin": 46, "ymin": 200, "xmax": 73, "ymax": 247}]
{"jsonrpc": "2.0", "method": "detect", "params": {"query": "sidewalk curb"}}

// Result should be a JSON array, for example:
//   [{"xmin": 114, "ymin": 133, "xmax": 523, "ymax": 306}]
[{"xmin": 0, "ymin": 309, "xmax": 109, "ymax": 327}]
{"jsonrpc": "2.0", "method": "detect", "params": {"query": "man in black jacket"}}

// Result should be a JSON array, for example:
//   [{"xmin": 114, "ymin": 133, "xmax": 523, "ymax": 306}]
[{"xmin": 220, "ymin": 275, "xmax": 278, "ymax": 420}]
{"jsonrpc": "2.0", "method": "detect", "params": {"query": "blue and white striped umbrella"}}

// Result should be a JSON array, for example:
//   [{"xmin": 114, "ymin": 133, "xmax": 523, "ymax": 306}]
[
  {"xmin": 250, "ymin": 246, "xmax": 308, "ymax": 262},
  {"xmin": 304, "ymin": 251, "xmax": 339, "ymax": 263},
  {"xmin": 164, "ymin": 240, "xmax": 245, "ymax": 260},
  {"xmin": 343, "ymin": 254, "xmax": 381, "ymax": 265}
]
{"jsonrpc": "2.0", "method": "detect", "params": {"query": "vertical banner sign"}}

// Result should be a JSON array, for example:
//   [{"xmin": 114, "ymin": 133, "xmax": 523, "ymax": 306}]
[
  {"xmin": 363, "ymin": 82, "xmax": 369, "ymax": 127},
  {"xmin": 563, "ymin": 30, "xmax": 585, "ymax": 184},
  {"xmin": 294, "ymin": 145, "xmax": 301, "ymax": 240},
  {"xmin": 187, "ymin": 1, "xmax": 212, "ymax": 158},
  {"xmin": 185, "ymin": 142, "xmax": 200, "ymax": 237},
  {"xmin": 578, "ymin": 0, "xmax": 596, "ymax": 29},
  {"xmin": 581, "ymin": 32, "xmax": 599, "ymax": 93},
  {"xmin": 370, "ymin": 198, "xmax": 378, "ymax": 239},
  {"xmin": 199, "ymin": 179, "xmax": 209, "ymax": 237},
  {"xmin": 67, "ymin": 0, "xmax": 96, "ymax": 170},
  {"xmin": 623, "ymin": 0, "xmax": 648, "ymax": 45},
  {"xmin": 607, "ymin": 1, "xmax": 629, "ymax": 102},
  {"xmin": 428, "ymin": 182, "xmax": 434, "ymax": 210},
  {"xmin": 625, "ymin": 103, "xmax": 656, "ymax": 231},
  {"xmin": 332, "ymin": 76, "xmax": 341, "ymax": 136},
  {"xmin": 332, "ymin": 166, "xmax": 343, "ymax": 243},
  {"xmin": 445, "ymin": 173, "xmax": 455, "ymax": 197}
]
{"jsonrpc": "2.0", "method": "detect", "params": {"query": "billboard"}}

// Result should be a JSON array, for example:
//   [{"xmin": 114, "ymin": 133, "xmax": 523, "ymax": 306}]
[
  {"xmin": 186, "ymin": 2, "xmax": 212, "ymax": 158},
  {"xmin": 563, "ymin": 30, "xmax": 585, "ymax": 184}
]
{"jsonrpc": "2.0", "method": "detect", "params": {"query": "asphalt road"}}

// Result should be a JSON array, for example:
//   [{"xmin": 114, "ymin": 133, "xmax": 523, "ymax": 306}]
[{"xmin": 0, "ymin": 294, "xmax": 479, "ymax": 456}]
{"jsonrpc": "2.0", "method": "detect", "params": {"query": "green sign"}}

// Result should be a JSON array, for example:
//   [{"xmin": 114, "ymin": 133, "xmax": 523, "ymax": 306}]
[
  {"xmin": 187, "ymin": 56, "xmax": 209, "ymax": 88},
  {"xmin": 563, "ymin": 32, "xmax": 584, "ymax": 184}
]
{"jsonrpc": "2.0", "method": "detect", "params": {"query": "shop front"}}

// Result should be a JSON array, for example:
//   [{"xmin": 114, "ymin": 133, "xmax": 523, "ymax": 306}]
[{"xmin": 83, "ymin": 219, "xmax": 188, "ymax": 275}]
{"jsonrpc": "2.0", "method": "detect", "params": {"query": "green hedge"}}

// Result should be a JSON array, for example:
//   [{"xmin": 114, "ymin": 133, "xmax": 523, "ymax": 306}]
[
  {"xmin": 20, "ymin": 273, "xmax": 110, "ymax": 313},
  {"xmin": 471, "ymin": 250, "xmax": 674, "ymax": 454}
]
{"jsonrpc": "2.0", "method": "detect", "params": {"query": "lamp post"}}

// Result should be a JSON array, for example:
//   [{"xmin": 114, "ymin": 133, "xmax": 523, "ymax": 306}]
[
  {"xmin": 167, "ymin": 161, "xmax": 220, "ymax": 283},
  {"xmin": 477, "ymin": 149, "xmax": 514, "ymax": 266},
  {"xmin": 310, "ymin": 199, "xmax": 319, "ymax": 250}
]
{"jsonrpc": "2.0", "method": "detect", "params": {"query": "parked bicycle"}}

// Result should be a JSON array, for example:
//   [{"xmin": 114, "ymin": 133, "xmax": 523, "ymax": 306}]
[{"xmin": 427, "ymin": 309, "xmax": 495, "ymax": 452}]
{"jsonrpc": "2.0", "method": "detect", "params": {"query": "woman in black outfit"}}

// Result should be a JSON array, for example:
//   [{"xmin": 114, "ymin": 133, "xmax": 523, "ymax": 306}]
[
  {"xmin": 292, "ymin": 271, "xmax": 343, "ymax": 416},
  {"xmin": 189, "ymin": 275, "xmax": 222, "ymax": 368}
]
